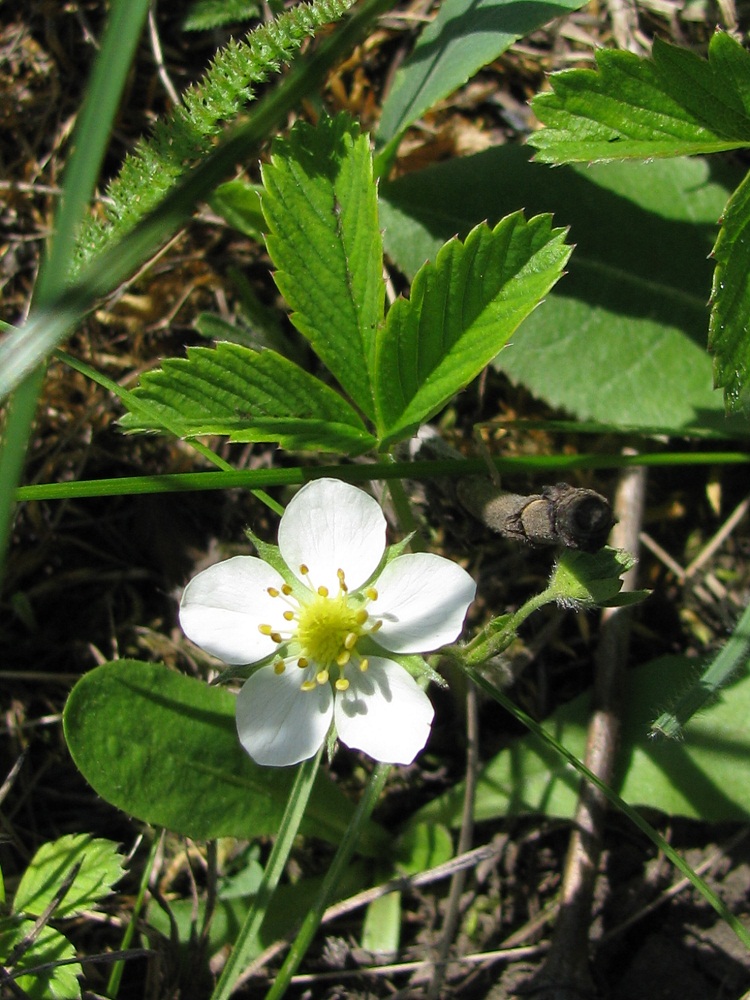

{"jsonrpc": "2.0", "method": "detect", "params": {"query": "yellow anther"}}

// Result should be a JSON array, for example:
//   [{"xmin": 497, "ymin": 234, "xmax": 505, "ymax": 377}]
[
  {"xmin": 316, "ymin": 669, "xmax": 329, "ymax": 685},
  {"xmin": 337, "ymin": 568, "xmax": 348, "ymax": 593},
  {"xmin": 317, "ymin": 585, "xmax": 329, "ymax": 597},
  {"xmin": 283, "ymin": 610, "xmax": 295, "ymax": 621},
  {"xmin": 273, "ymin": 660, "xmax": 285, "ymax": 675},
  {"xmin": 267, "ymin": 587, "xmax": 280, "ymax": 597},
  {"xmin": 259, "ymin": 624, "xmax": 274, "ymax": 636},
  {"xmin": 281, "ymin": 583, "xmax": 293, "ymax": 596},
  {"xmin": 370, "ymin": 620, "xmax": 383, "ymax": 633},
  {"xmin": 297, "ymin": 657, "xmax": 309, "ymax": 668},
  {"xmin": 336, "ymin": 649, "xmax": 351, "ymax": 667},
  {"xmin": 335, "ymin": 678, "xmax": 349, "ymax": 691},
  {"xmin": 359, "ymin": 658, "xmax": 369, "ymax": 672},
  {"xmin": 355, "ymin": 609, "xmax": 368, "ymax": 625},
  {"xmin": 366, "ymin": 587, "xmax": 378, "ymax": 601},
  {"xmin": 270, "ymin": 632, "xmax": 282, "ymax": 644},
  {"xmin": 301, "ymin": 679, "xmax": 317, "ymax": 691},
  {"xmin": 299, "ymin": 564, "xmax": 309, "ymax": 575}
]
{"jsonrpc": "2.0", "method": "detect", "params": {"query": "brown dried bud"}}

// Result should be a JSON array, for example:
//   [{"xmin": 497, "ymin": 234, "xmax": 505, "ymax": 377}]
[{"xmin": 457, "ymin": 480, "xmax": 614, "ymax": 552}]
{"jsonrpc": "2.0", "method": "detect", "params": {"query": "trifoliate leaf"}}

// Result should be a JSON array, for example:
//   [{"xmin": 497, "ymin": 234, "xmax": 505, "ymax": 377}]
[
  {"xmin": 119, "ymin": 342, "xmax": 376, "ymax": 455},
  {"xmin": 529, "ymin": 32, "xmax": 750, "ymax": 164},
  {"xmin": 14, "ymin": 834, "xmax": 125, "ymax": 919},
  {"xmin": 374, "ymin": 213, "xmax": 571, "ymax": 447},
  {"xmin": 262, "ymin": 114, "xmax": 384, "ymax": 421}
]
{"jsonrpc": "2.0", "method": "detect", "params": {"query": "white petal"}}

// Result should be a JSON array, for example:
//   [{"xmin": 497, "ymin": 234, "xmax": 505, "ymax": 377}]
[
  {"xmin": 278, "ymin": 479, "xmax": 386, "ymax": 591},
  {"xmin": 236, "ymin": 664, "xmax": 333, "ymax": 766},
  {"xmin": 334, "ymin": 657, "xmax": 434, "ymax": 765},
  {"xmin": 179, "ymin": 556, "xmax": 287, "ymax": 664},
  {"xmin": 369, "ymin": 553, "xmax": 476, "ymax": 653}
]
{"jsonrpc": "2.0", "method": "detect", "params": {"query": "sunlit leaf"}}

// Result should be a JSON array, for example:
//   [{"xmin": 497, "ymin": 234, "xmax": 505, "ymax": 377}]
[
  {"xmin": 14, "ymin": 834, "xmax": 124, "ymax": 919},
  {"xmin": 529, "ymin": 32, "xmax": 750, "ymax": 164},
  {"xmin": 120, "ymin": 342, "xmax": 376, "ymax": 455},
  {"xmin": 374, "ymin": 213, "xmax": 571, "ymax": 447},
  {"xmin": 262, "ymin": 114, "xmax": 384, "ymax": 420}
]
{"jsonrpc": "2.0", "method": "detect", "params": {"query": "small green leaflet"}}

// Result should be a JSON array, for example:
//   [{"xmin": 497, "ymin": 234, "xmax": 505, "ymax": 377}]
[
  {"xmin": 14, "ymin": 834, "xmax": 125, "ymax": 919},
  {"xmin": 120, "ymin": 342, "xmax": 376, "ymax": 454},
  {"xmin": 261, "ymin": 114, "xmax": 384, "ymax": 422},
  {"xmin": 529, "ymin": 32, "xmax": 750, "ymax": 163},
  {"xmin": 374, "ymin": 213, "xmax": 572, "ymax": 447}
]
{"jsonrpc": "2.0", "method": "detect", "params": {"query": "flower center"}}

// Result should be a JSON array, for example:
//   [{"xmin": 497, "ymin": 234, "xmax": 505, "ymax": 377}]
[
  {"xmin": 260, "ymin": 568, "xmax": 382, "ymax": 692},
  {"xmin": 296, "ymin": 594, "xmax": 363, "ymax": 667}
]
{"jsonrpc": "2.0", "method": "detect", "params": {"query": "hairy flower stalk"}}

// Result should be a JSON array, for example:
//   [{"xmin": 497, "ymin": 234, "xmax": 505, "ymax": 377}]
[{"xmin": 179, "ymin": 479, "xmax": 476, "ymax": 767}]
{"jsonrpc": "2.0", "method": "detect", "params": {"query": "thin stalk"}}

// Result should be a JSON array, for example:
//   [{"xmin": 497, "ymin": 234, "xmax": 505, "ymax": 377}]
[
  {"xmin": 107, "ymin": 834, "xmax": 161, "ymax": 998},
  {"xmin": 211, "ymin": 750, "xmax": 323, "ymax": 1000},
  {"xmin": 14, "ymin": 450, "xmax": 750, "ymax": 504},
  {"xmin": 263, "ymin": 762, "xmax": 391, "ymax": 1000}
]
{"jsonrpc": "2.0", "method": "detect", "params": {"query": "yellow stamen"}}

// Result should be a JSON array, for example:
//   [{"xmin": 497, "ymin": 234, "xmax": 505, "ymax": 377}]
[
  {"xmin": 359, "ymin": 658, "xmax": 369, "ymax": 672},
  {"xmin": 335, "ymin": 678, "xmax": 349, "ymax": 691},
  {"xmin": 273, "ymin": 660, "xmax": 285, "ymax": 675},
  {"xmin": 316, "ymin": 669, "xmax": 329, "ymax": 684},
  {"xmin": 283, "ymin": 610, "xmax": 295, "ymax": 621}
]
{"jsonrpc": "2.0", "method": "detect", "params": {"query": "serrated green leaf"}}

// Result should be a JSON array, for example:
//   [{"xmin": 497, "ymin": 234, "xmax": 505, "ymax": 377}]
[
  {"xmin": 120, "ymin": 342, "xmax": 376, "ymax": 455},
  {"xmin": 529, "ymin": 33, "xmax": 750, "ymax": 164},
  {"xmin": 376, "ymin": 0, "xmax": 586, "ymax": 149},
  {"xmin": 261, "ymin": 114, "xmax": 384, "ymax": 420},
  {"xmin": 0, "ymin": 920, "xmax": 81, "ymax": 1000},
  {"xmin": 380, "ymin": 145, "xmax": 750, "ymax": 437},
  {"xmin": 14, "ymin": 834, "xmax": 125, "ymax": 919},
  {"xmin": 412, "ymin": 656, "xmax": 750, "ymax": 827},
  {"xmin": 63, "ymin": 660, "xmax": 387, "ymax": 854},
  {"xmin": 709, "ymin": 169, "xmax": 750, "ymax": 411},
  {"xmin": 374, "ymin": 213, "xmax": 571, "ymax": 446}
]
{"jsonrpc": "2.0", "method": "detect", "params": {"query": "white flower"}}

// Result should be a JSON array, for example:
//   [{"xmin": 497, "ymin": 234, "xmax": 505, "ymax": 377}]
[{"xmin": 179, "ymin": 479, "xmax": 476, "ymax": 767}]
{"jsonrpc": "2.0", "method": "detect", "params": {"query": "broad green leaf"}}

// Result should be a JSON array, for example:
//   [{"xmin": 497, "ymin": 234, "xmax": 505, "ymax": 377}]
[
  {"xmin": 63, "ymin": 660, "xmax": 388, "ymax": 854},
  {"xmin": 529, "ymin": 33, "xmax": 750, "ymax": 164},
  {"xmin": 376, "ymin": 0, "xmax": 586, "ymax": 150},
  {"xmin": 119, "ymin": 342, "xmax": 376, "ymax": 455},
  {"xmin": 374, "ymin": 213, "xmax": 571, "ymax": 446},
  {"xmin": 412, "ymin": 656, "xmax": 750, "ymax": 827},
  {"xmin": 709, "ymin": 169, "xmax": 750, "ymax": 411},
  {"xmin": 261, "ymin": 114, "xmax": 384, "ymax": 420},
  {"xmin": 380, "ymin": 144, "xmax": 750, "ymax": 437},
  {"xmin": 14, "ymin": 834, "xmax": 125, "ymax": 919},
  {"xmin": 0, "ymin": 920, "xmax": 81, "ymax": 1000}
]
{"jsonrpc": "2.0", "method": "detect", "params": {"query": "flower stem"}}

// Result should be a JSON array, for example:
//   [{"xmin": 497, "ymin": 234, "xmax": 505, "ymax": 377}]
[
  {"xmin": 460, "ymin": 586, "xmax": 556, "ymax": 666},
  {"xmin": 263, "ymin": 762, "xmax": 391, "ymax": 1000},
  {"xmin": 210, "ymin": 748, "xmax": 323, "ymax": 1000}
]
